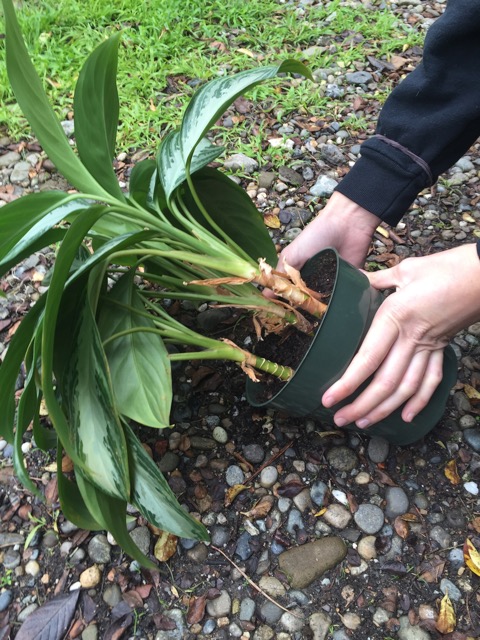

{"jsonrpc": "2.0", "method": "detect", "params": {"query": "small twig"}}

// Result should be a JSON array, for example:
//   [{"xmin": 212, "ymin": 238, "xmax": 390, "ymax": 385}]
[
  {"xmin": 244, "ymin": 440, "xmax": 294, "ymax": 485},
  {"xmin": 211, "ymin": 545, "xmax": 304, "ymax": 619}
]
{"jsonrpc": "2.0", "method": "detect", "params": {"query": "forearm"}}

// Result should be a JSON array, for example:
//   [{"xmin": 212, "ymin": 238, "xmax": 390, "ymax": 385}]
[{"xmin": 337, "ymin": 0, "xmax": 480, "ymax": 226}]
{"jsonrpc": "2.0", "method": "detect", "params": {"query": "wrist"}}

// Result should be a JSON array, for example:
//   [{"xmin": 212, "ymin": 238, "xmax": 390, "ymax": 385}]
[{"xmin": 326, "ymin": 192, "xmax": 380, "ymax": 234}]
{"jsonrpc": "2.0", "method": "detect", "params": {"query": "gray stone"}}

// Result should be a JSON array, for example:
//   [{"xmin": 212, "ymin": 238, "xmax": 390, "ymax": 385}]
[
  {"xmin": 61, "ymin": 120, "xmax": 75, "ymax": 137},
  {"xmin": 70, "ymin": 547, "xmax": 86, "ymax": 564},
  {"xmin": 309, "ymin": 175, "xmax": 338, "ymax": 198},
  {"xmin": 259, "ymin": 466, "xmax": 278, "ymax": 488},
  {"xmin": 429, "ymin": 525, "xmax": 451, "ymax": 549},
  {"xmin": 325, "ymin": 83, "xmax": 345, "ymax": 98},
  {"xmin": 463, "ymin": 428, "xmax": 480, "ymax": 452},
  {"xmin": 280, "ymin": 608, "xmax": 304, "ymax": 632},
  {"xmin": 385, "ymin": 487, "xmax": 409, "ymax": 519},
  {"xmin": 259, "ymin": 601, "xmax": 283, "ymax": 625},
  {"xmin": 278, "ymin": 537, "xmax": 347, "ymax": 588},
  {"xmin": 258, "ymin": 171, "xmax": 275, "ymax": 189},
  {"xmin": 242, "ymin": 444, "xmax": 264, "ymax": 464},
  {"xmin": 202, "ymin": 619, "xmax": 216, "ymax": 634},
  {"xmin": 226, "ymin": 465, "xmax": 245, "ymax": 487},
  {"xmin": 0, "ymin": 590, "xmax": 12, "ymax": 613},
  {"xmin": 130, "ymin": 526, "xmax": 151, "ymax": 556},
  {"xmin": 205, "ymin": 589, "xmax": 231, "ymax": 617},
  {"xmin": 10, "ymin": 161, "xmax": 30, "ymax": 184},
  {"xmin": 239, "ymin": 596, "xmax": 256, "ymax": 621},
  {"xmin": 320, "ymin": 144, "xmax": 346, "ymax": 166},
  {"xmin": 82, "ymin": 625, "xmax": 98, "ymax": 640},
  {"xmin": 455, "ymin": 157, "xmax": 475, "ymax": 172},
  {"xmin": 367, "ymin": 437, "xmax": 390, "ymax": 463},
  {"xmin": 398, "ymin": 615, "xmax": 432, "ymax": 640},
  {"xmin": 258, "ymin": 576, "xmax": 286, "ymax": 598},
  {"xmin": 158, "ymin": 452, "xmax": 180, "ymax": 473},
  {"xmin": 102, "ymin": 584, "xmax": 122, "ymax": 607},
  {"xmin": 284, "ymin": 207, "xmax": 314, "ymax": 228},
  {"xmin": 17, "ymin": 602, "xmax": 38, "ymax": 623},
  {"xmin": 2, "ymin": 548, "xmax": 21, "ymax": 570},
  {"xmin": 448, "ymin": 548, "xmax": 464, "ymax": 569},
  {"xmin": 87, "ymin": 534, "xmax": 111, "ymax": 563},
  {"xmin": 440, "ymin": 578, "xmax": 462, "ymax": 602},
  {"xmin": 186, "ymin": 542, "xmax": 208, "ymax": 563},
  {"xmin": 154, "ymin": 608, "xmax": 186, "ymax": 640},
  {"xmin": 354, "ymin": 504, "xmax": 385, "ymax": 534},
  {"xmin": 224, "ymin": 153, "xmax": 258, "ymax": 174},
  {"xmin": 211, "ymin": 526, "xmax": 230, "ymax": 547},
  {"xmin": 284, "ymin": 227, "xmax": 302, "ymax": 242},
  {"xmin": 310, "ymin": 480, "xmax": 328, "ymax": 506},
  {"xmin": 345, "ymin": 71, "xmax": 373, "ymax": 84},
  {"xmin": 459, "ymin": 414, "xmax": 477, "ymax": 429},
  {"xmin": 468, "ymin": 321, "xmax": 480, "ymax": 337},
  {"xmin": 309, "ymin": 611, "xmax": 332, "ymax": 640},
  {"xmin": 0, "ymin": 151, "xmax": 21, "ymax": 167},
  {"xmin": 453, "ymin": 391, "xmax": 471, "ymax": 415},
  {"xmin": 212, "ymin": 426, "xmax": 228, "ymax": 444},
  {"xmin": 326, "ymin": 446, "xmax": 357, "ymax": 472},
  {"xmin": 235, "ymin": 531, "xmax": 253, "ymax": 560},
  {"xmin": 323, "ymin": 504, "xmax": 352, "ymax": 529},
  {"xmin": 279, "ymin": 166, "xmax": 304, "ymax": 186},
  {"xmin": 0, "ymin": 533, "xmax": 24, "ymax": 547}
]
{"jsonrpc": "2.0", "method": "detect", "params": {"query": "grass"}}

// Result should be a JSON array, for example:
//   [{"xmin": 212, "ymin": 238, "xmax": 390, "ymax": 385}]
[{"xmin": 0, "ymin": 0, "xmax": 423, "ymax": 154}]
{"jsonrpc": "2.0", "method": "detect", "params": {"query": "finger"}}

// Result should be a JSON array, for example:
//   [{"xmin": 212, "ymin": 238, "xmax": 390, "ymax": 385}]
[
  {"xmin": 352, "ymin": 349, "xmax": 431, "ymax": 428},
  {"xmin": 322, "ymin": 307, "xmax": 400, "ymax": 409},
  {"xmin": 365, "ymin": 265, "xmax": 401, "ymax": 291},
  {"xmin": 401, "ymin": 349, "xmax": 444, "ymax": 422},
  {"xmin": 330, "ymin": 336, "xmax": 418, "ymax": 426}
]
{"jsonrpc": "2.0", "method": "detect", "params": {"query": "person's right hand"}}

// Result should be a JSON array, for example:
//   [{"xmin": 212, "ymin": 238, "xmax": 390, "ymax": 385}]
[{"xmin": 275, "ymin": 191, "xmax": 380, "ymax": 272}]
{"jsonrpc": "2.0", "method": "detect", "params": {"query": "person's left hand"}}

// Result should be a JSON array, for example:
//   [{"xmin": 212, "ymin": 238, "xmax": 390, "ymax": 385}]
[{"xmin": 322, "ymin": 243, "xmax": 480, "ymax": 428}]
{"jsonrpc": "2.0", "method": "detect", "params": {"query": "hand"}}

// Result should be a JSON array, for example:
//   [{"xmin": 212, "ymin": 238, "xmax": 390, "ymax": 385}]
[
  {"xmin": 322, "ymin": 243, "xmax": 480, "ymax": 428},
  {"xmin": 275, "ymin": 191, "xmax": 380, "ymax": 272}
]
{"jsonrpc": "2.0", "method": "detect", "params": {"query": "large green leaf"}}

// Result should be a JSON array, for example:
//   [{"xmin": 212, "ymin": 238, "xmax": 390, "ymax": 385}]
[
  {"xmin": 1, "ymin": 0, "xmax": 111, "ymax": 199},
  {"xmin": 60, "ymin": 275, "xmax": 131, "ymax": 501},
  {"xmin": 128, "ymin": 159, "xmax": 157, "ymax": 211},
  {"xmin": 183, "ymin": 167, "xmax": 277, "ymax": 265},
  {"xmin": 75, "ymin": 469, "xmax": 156, "ymax": 568},
  {"xmin": 125, "ymin": 423, "xmax": 209, "ymax": 541},
  {"xmin": 0, "ymin": 192, "xmax": 89, "ymax": 274},
  {"xmin": 97, "ymin": 272, "xmax": 172, "ymax": 429},
  {"xmin": 74, "ymin": 34, "xmax": 124, "ymax": 200},
  {"xmin": 179, "ymin": 60, "xmax": 312, "ymax": 164},
  {"xmin": 157, "ymin": 131, "xmax": 224, "ymax": 201}
]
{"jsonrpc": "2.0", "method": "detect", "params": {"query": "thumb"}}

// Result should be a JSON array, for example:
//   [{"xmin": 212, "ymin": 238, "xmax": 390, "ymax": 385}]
[{"xmin": 364, "ymin": 265, "xmax": 400, "ymax": 291}]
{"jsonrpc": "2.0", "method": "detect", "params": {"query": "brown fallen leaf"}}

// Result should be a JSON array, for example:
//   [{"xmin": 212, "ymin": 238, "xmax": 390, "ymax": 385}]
[
  {"xmin": 463, "ymin": 538, "xmax": 480, "ymax": 576},
  {"xmin": 464, "ymin": 383, "xmax": 480, "ymax": 404},
  {"xmin": 374, "ymin": 469, "xmax": 397, "ymax": 487},
  {"xmin": 436, "ymin": 592, "xmax": 456, "ymax": 634},
  {"xmin": 186, "ymin": 594, "xmax": 207, "ymax": 625},
  {"xmin": 390, "ymin": 55, "xmax": 409, "ymax": 69},
  {"xmin": 225, "ymin": 483, "xmax": 248, "ymax": 506},
  {"xmin": 264, "ymin": 213, "xmax": 281, "ymax": 229},
  {"xmin": 418, "ymin": 557, "xmax": 445, "ymax": 583},
  {"xmin": 240, "ymin": 495, "xmax": 274, "ymax": 519},
  {"xmin": 154, "ymin": 531, "xmax": 178, "ymax": 562},
  {"xmin": 470, "ymin": 517, "xmax": 480, "ymax": 533},
  {"xmin": 445, "ymin": 459, "xmax": 461, "ymax": 485},
  {"xmin": 394, "ymin": 515, "xmax": 410, "ymax": 539},
  {"xmin": 276, "ymin": 478, "xmax": 306, "ymax": 498}
]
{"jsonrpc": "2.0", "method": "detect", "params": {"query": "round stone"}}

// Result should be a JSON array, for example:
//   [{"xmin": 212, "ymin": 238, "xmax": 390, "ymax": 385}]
[
  {"xmin": 2, "ymin": 548, "xmax": 21, "ymax": 570},
  {"xmin": 463, "ymin": 429, "xmax": 480, "ymax": 452},
  {"xmin": 323, "ymin": 504, "xmax": 352, "ymax": 529},
  {"xmin": 80, "ymin": 565, "xmax": 101, "ymax": 589},
  {"xmin": 310, "ymin": 480, "xmax": 328, "ymax": 506},
  {"xmin": 24, "ymin": 560, "xmax": 41, "ymax": 577},
  {"xmin": 87, "ymin": 534, "xmax": 111, "ymax": 563},
  {"xmin": 259, "ymin": 466, "xmax": 278, "ymax": 488},
  {"xmin": 242, "ymin": 444, "xmax": 264, "ymax": 464},
  {"xmin": 225, "ymin": 465, "xmax": 245, "ymax": 487},
  {"xmin": 239, "ymin": 597, "xmax": 256, "ymax": 621},
  {"xmin": 103, "ymin": 584, "xmax": 122, "ymax": 607},
  {"xmin": 440, "ymin": 578, "xmax": 462, "ymax": 602},
  {"xmin": 212, "ymin": 426, "xmax": 228, "ymax": 444},
  {"xmin": 385, "ymin": 487, "xmax": 409, "ymax": 519},
  {"xmin": 367, "ymin": 437, "xmax": 390, "ymax": 463},
  {"xmin": 429, "ymin": 525, "xmax": 451, "ymax": 549},
  {"xmin": 341, "ymin": 612, "xmax": 361, "ymax": 630},
  {"xmin": 326, "ymin": 446, "xmax": 358, "ymax": 472},
  {"xmin": 354, "ymin": 504, "xmax": 384, "ymax": 534},
  {"xmin": 357, "ymin": 536, "xmax": 377, "ymax": 560},
  {"xmin": 205, "ymin": 590, "xmax": 231, "ymax": 618},
  {"xmin": 280, "ymin": 609, "xmax": 304, "ymax": 633},
  {"xmin": 0, "ymin": 590, "xmax": 13, "ymax": 613},
  {"xmin": 130, "ymin": 526, "xmax": 151, "ymax": 556},
  {"xmin": 258, "ymin": 576, "xmax": 286, "ymax": 598}
]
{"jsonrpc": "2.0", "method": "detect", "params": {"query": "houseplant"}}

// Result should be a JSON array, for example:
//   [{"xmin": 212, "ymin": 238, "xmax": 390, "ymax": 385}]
[{"xmin": 0, "ymin": 0, "xmax": 456, "ymax": 565}]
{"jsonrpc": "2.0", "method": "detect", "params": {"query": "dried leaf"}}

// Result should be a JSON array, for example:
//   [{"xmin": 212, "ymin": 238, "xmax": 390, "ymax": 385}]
[
  {"xmin": 470, "ymin": 517, "xmax": 480, "ymax": 533},
  {"xmin": 390, "ymin": 55, "xmax": 409, "ymax": 69},
  {"xmin": 225, "ymin": 484, "xmax": 248, "ymax": 506},
  {"xmin": 264, "ymin": 213, "xmax": 281, "ymax": 229},
  {"xmin": 394, "ymin": 515, "xmax": 410, "ymax": 539},
  {"xmin": 445, "ymin": 459, "xmax": 461, "ymax": 485},
  {"xmin": 463, "ymin": 538, "xmax": 480, "ymax": 576},
  {"xmin": 241, "ymin": 495, "xmax": 274, "ymax": 519},
  {"xmin": 276, "ymin": 478, "xmax": 306, "ymax": 498},
  {"xmin": 400, "ymin": 513, "xmax": 419, "ymax": 522},
  {"xmin": 464, "ymin": 384, "xmax": 480, "ymax": 404},
  {"xmin": 380, "ymin": 560, "xmax": 408, "ymax": 576},
  {"xmin": 462, "ymin": 212, "xmax": 476, "ymax": 223},
  {"xmin": 104, "ymin": 613, "xmax": 133, "ymax": 640},
  {"xmin": 375, "ymin": 225, "xmax": 390, "ymax": 238},
  {"xmin": 15, "ymin": 591, "xmax": 79, "ymax": 640},
  {"xmin": 419, "ymin": 557, "xmax": 445, "ymax": 583},
  {"xmin": 313, "ymin": 507, "xmax": 327, "ymax": 517},
  {"xmin": 374, "ymin": 469, "xmax": 397, "ymax": 486},
  {"xmin": 154, "ymin": 531, "xmax": 178, "ymax": 562},
  {"xmin": 436, "ymin": 592, "xmax": 456, "ymax": 634},
  {"xmin": 186, "ymin": 595, "xmax": 207, "ymax": 625},
  {"xmin": 341, "ymin": 586, "xmax": 355, "ymax": 606},
  {"xmin": 236, "ymin": 47, "xmax": 257, "ymax": 59}
]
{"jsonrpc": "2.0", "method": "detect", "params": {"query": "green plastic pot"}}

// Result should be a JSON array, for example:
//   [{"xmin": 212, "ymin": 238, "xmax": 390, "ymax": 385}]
[{"xmin": 246, "ymin": 248, "xmax": 457, "ymax": 446}]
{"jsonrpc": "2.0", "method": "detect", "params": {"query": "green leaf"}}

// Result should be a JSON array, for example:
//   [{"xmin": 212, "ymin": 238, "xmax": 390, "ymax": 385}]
[
  {"xmin": 60, "ymin": 275, "xmax": 131, "ymax": 501},
  {"xmin": 0, "ymin": 299, "xmax": 45, "ymax": 443},
  {"xmin": 183, "ymin": 167, "xmax": 277, "ymax": 265},
  {"xmin": 1, "ymin": 0, "xmax": 111, "ymax": 199},
  {"xmin": 125, "ymin": 423, "xmax": 209, "ymax": 541},
  {"xmin": 75, "ymin": 469, "xmax": 156, "ymax": 568},
  {"xmin": 179, "ymin": 60, "xmax": 312, "ymax": 164},
  {"xmin": 74, "ymin": 34, "xmax": 124, "ymax": 200},
  {"xmin": 97, "ymin": 272, "xmax": 172, "ymax": 429},
  {"xmin": 157, "ymin": 131, "xmax": 224, "ymax": 201},
  {"xmin": 128, "ymin": 159, "xmax": 157, "ymax": 210},
  {"xmin": 0, "ymin": 192, "xmax": 89, "ymax": 275},
  {"xmin": 14, "ymin": 365, "xmax": 42, "ymax": 499}
]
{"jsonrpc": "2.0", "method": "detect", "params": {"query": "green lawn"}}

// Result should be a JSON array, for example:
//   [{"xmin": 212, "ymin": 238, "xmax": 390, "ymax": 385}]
[{"xmin": 0, "ymin": 0, "xmax": 422, "ymax": 153}]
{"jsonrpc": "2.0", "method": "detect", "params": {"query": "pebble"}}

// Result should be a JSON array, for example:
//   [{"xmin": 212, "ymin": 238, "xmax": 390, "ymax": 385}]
[
  {"xmin": 235, "ymin": 531, "xmax": 253, "ymax": 560},
  {"xmin": 206, "ymin": 590, "xmax": 231, "ymax": 617},
  {"xmin": 154, "ymin": 608, "xmax": 186, "ymax": 640},
  {"xmin": 224, "ymin": 153, "xmax": 258, "ymax": 173},
  {"xmin": 345, "ymin": 71, "xmax": 373, "ymax": 84},
  {"xmin": 10, "ymin": 161, "xmax": 31, "ymax": 184},
  {"xmin": 103, "ymin": 584, "xmax": 122, "ymax": 607},
  {"xmin": 429, "ymin": 525, "xmax": 451, "ymax": 548},
  {"xmin": 309, "ymin": 612, "xmax": 332, "ymax": 640},
  {"xmin": 158, "ymin": 452, "xmax": 180, "ymax": 473},
  {"xmin": 310, "ymin": 480, "xmax": 328, "ymax": 506},
  {"xmin": 259, "ymin": 466, "xmax": 278, "ymax": 488},
  {"xmin": 239, "ymin": 597, "xmax": 256, "ymax": 621},
  {"xmin": 212, "ymin": 426, "xmax": 228, "ymax": 443},
  {"xmin": 130, "ymin": 526, "xmax": 151, "ymax": 556},
  {"xmin": 278, "ymin": 537, "xmax": 347, "ymax": 588},
  {"xmin": 354, "ymin": 504, "xmax": 385, "ymax": 534},
  {"xmin": 448, "ymin": 547, "xmax": 465, "ymax": 569},
  {"xmin": 398, "ymin": 615, "xmax": 432, "ymax": 640},
  {"xmin": 323, "ymin": 504, "xmax": 352, "ymax": 529},
  {"xmin": 453, "ymin": 391, "xmax": 471, "ymax": 414},
  {"xmin": 0, "ymin": 590, "xmax": 13, "ymax": 613},
  {"xmin": 80, "ymin": 565, "xmax": 101, "ymax": 588},
  {"xmin": 326, "ymin": 446, "xmax": 357, "ymax": 471},
  {"xmin": 463, "ymin": 428, "xmax": 480, "ymax": 452},
  {"xmin": 459, "ymin": 415, "xmax": 477, "ymax": 429},
  {"xmin": 3, "ymin": 549, "xmax": 21, "ymax": 570},
  {"xmin": 0, "ymin": 150, "xmax": 21, "ymax": 167},
  {"xmin": 82, "ymin": 625, "xmax": 98, "ymax": 640},
  {"xmin": 24, "ymin": 560, "xmax": 41, "ymax": 577},
  {"xmin": 293, "ymin": 487, "xmax": 313, "ymax": 512},
  {"xmin": 225, "ymin": 465, "xmax": 245, "ymax": 486},
  {"xmin": 211, "ymin": 526, "xmax": 230, "ymax": 547},
  {"xmin": 367, "ymin": 437, "xmax": 390, "ymax": 463},
  {"xmin": 280, "ymin": 609, "xmax": 304, "ymax": 633},
  {"xmin": 464, "ymin": 481, "xmax": 479, "ymax": 495},
  {"xmin": 258, "ymin": 576, "xmax": 286, "ymax": 598},
  {"xmin": 309, "ymin": 175, "xmax": 338, "ymax": 198},
  {"xmin": 17, "ymin": 602, "xmax": 38, "ymax": 623},
  {"xmin": 357, "ymin": 535, "xmax": 377, "ymax": 560},
  {"xmin": 385, "ymin": 487, "xmax": 409, "ymax": 519},
  {"xmin": 259, "ymin": 601, "xmax": 283, "ymax": 625},
  {"xmin": 440, "ymin": 578, "xmax": 462, "ymax": 602},
  {"xmin": 87, "ymin": 534, "xmax": 111, "ymax": 563},
  {"xmin": 341, "ymin": 612, "xmax": 361, "ymax": 630}
]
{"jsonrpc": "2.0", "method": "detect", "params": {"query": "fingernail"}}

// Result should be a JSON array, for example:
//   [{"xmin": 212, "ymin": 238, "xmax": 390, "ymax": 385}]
[
  {"xmin": 356, "ymin": 418, "xmax": 370, "ymax": 429},
  {"xmin": 323, "ymin": 394, "xmax": 334, "ymax": 408},
  {"xmin": 334, "ymin": 417, "xmax": 346, "ymax": 427},
  {"xmin": 404, "ymin": 412, "xmax": 414, "ymax": 423}
]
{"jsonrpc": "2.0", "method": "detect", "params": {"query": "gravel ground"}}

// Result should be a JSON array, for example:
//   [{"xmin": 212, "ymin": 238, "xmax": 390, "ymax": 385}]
[{"xmin": 2, "ymin": 0, "xmax": 480, "ymax": 639}]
